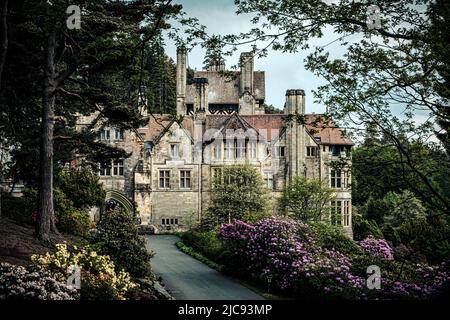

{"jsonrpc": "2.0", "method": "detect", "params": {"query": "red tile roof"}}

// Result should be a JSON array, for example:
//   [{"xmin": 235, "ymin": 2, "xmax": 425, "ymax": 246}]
[
  {"xmin": 143, "ymin": 113, "xmax": 353, "ymax": 146},
  {"xmin": 305, "ymin": 114, "xmax": 354, "ymax": 145}
]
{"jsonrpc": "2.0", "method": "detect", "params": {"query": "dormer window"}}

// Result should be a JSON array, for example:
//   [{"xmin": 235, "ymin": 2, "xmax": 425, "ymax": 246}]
[
  {"xmin": 170, "ymin": 144, "xmax": 180, "ymax": 158},
  {"xmin": 100, "ymin": 128, "xmax": 110, "ymax": 141},
  {"xmin": 115, "ymin": 129, "xmax": 124, "ymax": 140}
]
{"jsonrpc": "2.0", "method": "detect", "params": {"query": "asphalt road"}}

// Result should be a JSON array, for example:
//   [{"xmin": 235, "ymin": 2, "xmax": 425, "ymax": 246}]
[{"xmin": 146, "ymin": 235, "xmax": 263, "ymax": 300}]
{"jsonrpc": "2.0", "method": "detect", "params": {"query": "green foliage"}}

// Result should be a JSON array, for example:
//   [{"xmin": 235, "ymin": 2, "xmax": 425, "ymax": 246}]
[
  {"xmin": 58, "ymin": 169, "xmax": 106, "ymax": 209},
  {"xmin": 310, "ymin": 222, "xmax": 362, "ymax": 256},
  {"xmin": 0, "ymin": 187, "xmax": 93, "ymax": 236},
  {"xmin": 0, "ymin": 0, "xmax": 183, "ymax": 183},
  {"xmin": 175, "ymin": 241, "xmax": 224, "ymax": 272},
  {"xmin": 204, "ymin": 164, "xmax": 271, "ymax": 229},
  {"xmin": 181, "ymin": 229, "xmax": 230, "ymax": 264},
  {"xmin": 352, "ymin": 212, "xmax": 384, "ymax": 241},
  {"xmin": 53, "ymin": 187, "xmax": 93, "ymax": 237},
  {"xmin": 278, "ymin": 176, "xmax": 335, "ymax": 222},
  {"xmin": 263, "ymin": 104, "xmax": 282, "ymax": 114},
  {"xmin": 143, "ymin": 36, "xmax": 177, "ymax": 114},
  {"xmin": 384, "ymin": 190, "xmax": 427, "ymax": 227},
  {"xmin": 89, "ymin": 209, "xmax": 153, "ymax": 279}
]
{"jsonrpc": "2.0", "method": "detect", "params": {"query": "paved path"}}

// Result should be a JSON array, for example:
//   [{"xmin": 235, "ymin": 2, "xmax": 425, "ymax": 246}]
[{"xmin": 146, "ymin": 235, "xmax": 263, "ymax": 300}]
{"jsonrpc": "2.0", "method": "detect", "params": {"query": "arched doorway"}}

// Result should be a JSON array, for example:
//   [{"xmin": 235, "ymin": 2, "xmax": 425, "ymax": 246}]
[{"xmin": 103, "ymin": 190, "xmax": 134, "ymax": 213}]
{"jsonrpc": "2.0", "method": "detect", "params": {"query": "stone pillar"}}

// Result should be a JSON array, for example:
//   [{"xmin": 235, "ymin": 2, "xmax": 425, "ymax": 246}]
[
  {"xmin": 284, "ymin": 89, "xmax": 306, "ymax": 182},
  {"xmin": 176, "ymin": 46, "xmax": 187, "ymax": 115},
  {"xmin": 239, "ymin": 52, "xmax": 255, "ymax": 115}
]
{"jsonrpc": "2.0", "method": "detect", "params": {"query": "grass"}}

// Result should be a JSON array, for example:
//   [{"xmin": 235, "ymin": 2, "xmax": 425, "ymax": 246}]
[{"xmin": 174, "ymin": 240, "xmax": 289, "ymax": 300}]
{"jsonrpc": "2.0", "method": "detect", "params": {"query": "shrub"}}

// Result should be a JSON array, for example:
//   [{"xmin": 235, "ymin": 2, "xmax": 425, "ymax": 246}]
[
  {"xmin": 54, "ymin": 187, "xmax": 93, "ymax": 237},
  {"xmin": 359, "ymin": 236, "xmax": 394, "ymax": 260},
  {"xmin": 0, "ymin": 262, "xmax": 78, "ymax": 300},
  {"xmin": 59, "ymin": 169, "xmax": 106, "ymax": 209},
  {"xmin": 32, "ymin": 243, "xmax": 136, "ymax": 300},
  {"xmin": 2, "ymin": 185, "xmax": 95, "ymax": 236},
  {"xmin": 218, "ymin": 217, "xmax": 450, "ymax": 299},
  {"xmin": 175, "ymin": 241, "xmax": 224, "ymax": 272},
  {"xmin": 219, "ymin": 217, "xmax": 365, "ymax": 297},
  {"xmin": 310, "ymin": 222, "xmax": 362, "ymax": 255},
  {"xmin": 89, "ymin": 209, "xmax": 153, "ymax": 279},
  {"xmin": 352, "ymin": 212, "xmax": 384, "ymax": 241},
  {"xmin": 181, "ymin": 229, "xmax": 229, "ymax": 264}
]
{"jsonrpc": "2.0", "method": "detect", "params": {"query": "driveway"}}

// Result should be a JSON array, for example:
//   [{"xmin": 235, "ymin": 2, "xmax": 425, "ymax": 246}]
[{"xmin": 146, "ymin": 235, "xmax": 263, "ymax": 300}]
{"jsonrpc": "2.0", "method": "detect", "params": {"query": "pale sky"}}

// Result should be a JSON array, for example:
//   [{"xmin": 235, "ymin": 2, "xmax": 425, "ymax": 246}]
[{"xmin": 164, "ymin": 0, "xmax": 352, "ymax": 113}]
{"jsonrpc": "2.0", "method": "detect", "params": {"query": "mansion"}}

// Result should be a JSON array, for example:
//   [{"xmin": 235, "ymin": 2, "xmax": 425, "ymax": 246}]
[{"xmin": 77, "ymin": 48, "xmax": 354, "ymax": 235}]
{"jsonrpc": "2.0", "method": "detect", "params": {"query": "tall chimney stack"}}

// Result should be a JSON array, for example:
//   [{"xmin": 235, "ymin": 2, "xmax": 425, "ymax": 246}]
[
  {"xmin": 176, "ymin": 46, "xmax": 187, "ymax": 115},
  {"xmin": 240, "ymin": 52, "xmax": 254, "ymax": 94},
  {"xmin": 284, "ymin": 89, "xmax": 305, "ymax": 115},
  {"xmin": 284, "ymin": 89, "xmax": 306, "ymax": 181}
]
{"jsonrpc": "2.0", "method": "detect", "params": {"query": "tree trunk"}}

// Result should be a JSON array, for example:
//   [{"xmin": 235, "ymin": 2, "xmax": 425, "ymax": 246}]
[
  {"xmin": 37, "ymin": 30, "xmax": 57, "ymax": 244},
  {"xmin": 0, "ymin": 0, "xmax": 8, "ymax": 90}
]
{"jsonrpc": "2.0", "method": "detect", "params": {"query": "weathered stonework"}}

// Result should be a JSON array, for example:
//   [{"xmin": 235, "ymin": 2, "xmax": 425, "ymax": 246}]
[{"xmin": 77, "ymin": 49, "xmax": 354, "ymax": 236}]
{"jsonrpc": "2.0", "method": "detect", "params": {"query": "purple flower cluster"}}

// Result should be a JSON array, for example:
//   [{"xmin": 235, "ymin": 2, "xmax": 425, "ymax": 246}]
[
  {"xmin": 219, "ymin": 217, "xmax": 365, "ymax": 295},
  {"xmin": 218, "ymin": 218, "xmax": 450, "ymax": 299},
  {"xmin": 359, "ymin": 236, "xmax": 394, "ymax": 260}
]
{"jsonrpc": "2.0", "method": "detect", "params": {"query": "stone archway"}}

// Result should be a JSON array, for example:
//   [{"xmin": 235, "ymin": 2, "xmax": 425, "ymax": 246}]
[{"xmin": 104, "ymin": 190, "xmax": 134, "ymax": 213}]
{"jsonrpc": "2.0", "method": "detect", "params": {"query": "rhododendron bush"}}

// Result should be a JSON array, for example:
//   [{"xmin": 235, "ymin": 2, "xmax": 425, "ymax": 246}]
[
  {"xmin": 219, "ymin": 217, "xmax": 450, "ymax": 299},
  {"xmin": 0, "ymin": 262, "xmax": 77, "ymax": 300},
  {"xmin": 359, "ymin": 236, "xmax": 394, "ymax": 260}
]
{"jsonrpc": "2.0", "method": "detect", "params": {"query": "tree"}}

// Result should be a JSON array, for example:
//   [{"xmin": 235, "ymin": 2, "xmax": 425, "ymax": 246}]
[
  {"xmin": 263, "ymin": 104, "xmax": 282, "ymax": 114},
  {"xmin": 278, "ymin": 176, "xmax": 335, "ymax": 222},
  {"xmin": 352, "ymin": 139, "xmax": 450, "ymax": 211},
  {"xmin": 143, "ymin": 37, "xmax": 177, "ymax": 114},
  {"xmin": 204, "ymin": 164, "xmax": 270, "ymax": 228},
  {"xmin": 0, "ymin": 0, "xmax": 182, "ymax": 243},
  {"xmin": 58, "ymin": 169, "xmax": 106, "ymax": 209}
]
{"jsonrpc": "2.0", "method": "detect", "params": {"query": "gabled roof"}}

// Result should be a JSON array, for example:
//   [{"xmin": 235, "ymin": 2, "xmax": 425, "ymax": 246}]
[
  {"xmin": 305, "ymin": 114, "xmax": 354, "ymax": 146},
  {"xmin": 144, "ymin": 114, "xmax": 194, "ymax": 144},
  {"xmin": 143, "ymin": 113, "xmax": 353, "ymax": 146},
  {"xmin": 205, "ymin": 113, "xmax": 262, "ymax": 142}
]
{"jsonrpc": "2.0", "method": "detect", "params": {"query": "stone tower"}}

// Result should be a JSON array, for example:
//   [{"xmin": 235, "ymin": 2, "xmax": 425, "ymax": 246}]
[{"xmin": 284, "ymin": 89, "xmax": 306, "ymax": 182}]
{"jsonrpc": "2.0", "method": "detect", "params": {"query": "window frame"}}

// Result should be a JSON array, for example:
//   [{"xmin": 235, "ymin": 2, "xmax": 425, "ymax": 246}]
[
  {"xmin": 159, "ymin": 170, "xmax": 171, "ymax": 189},
  {"xmin": 343, "ymin": 200, "xmax": 351, "ymax": 226},
  {"xmin": 180, "ymin": 170, "xmax": 191, "ymax": 189},
  {"xmin": 330, "ymin": 200, "xmax": 342, "ymax": 226},
  {"xmin": 249, "ymin": 140, "xmax": 257, "ymax": 159},
  {"xmin": 330, "ymin": 169, "xmax": 342, "ymax": 188}
]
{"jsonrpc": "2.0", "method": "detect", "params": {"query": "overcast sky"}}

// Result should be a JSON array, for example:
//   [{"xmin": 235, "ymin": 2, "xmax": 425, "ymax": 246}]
[{"xmin": 163, "ymin": 0, "xmax": 352, "ymax": 113}]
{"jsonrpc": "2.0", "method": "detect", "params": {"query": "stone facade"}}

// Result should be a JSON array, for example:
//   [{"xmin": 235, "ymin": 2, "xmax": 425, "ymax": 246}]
[{"xmin": 79, "ymin": 49, "xmax": 354, "ymax": 235}]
